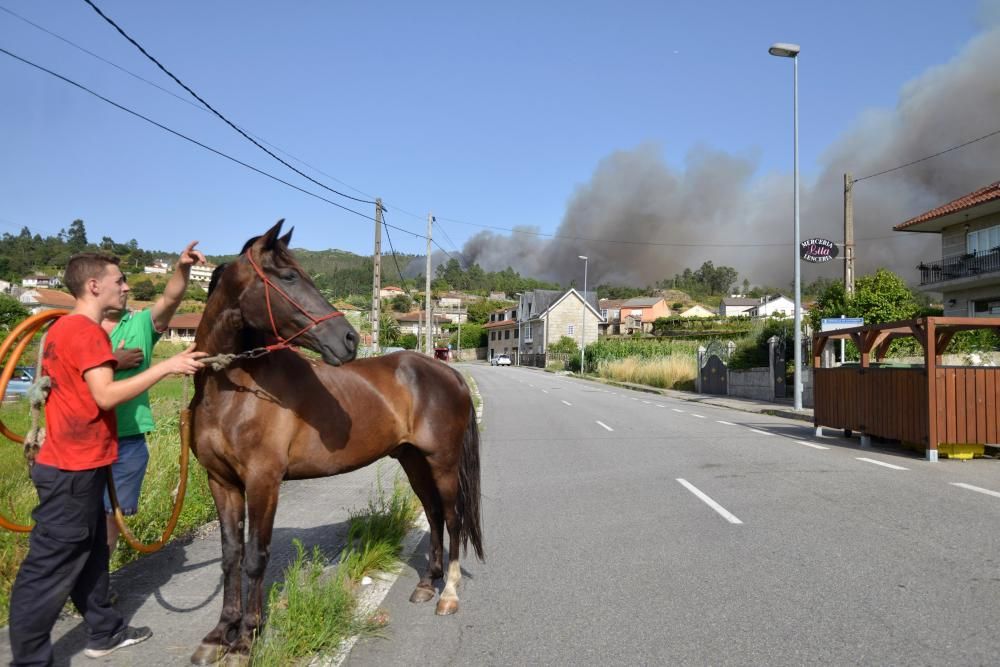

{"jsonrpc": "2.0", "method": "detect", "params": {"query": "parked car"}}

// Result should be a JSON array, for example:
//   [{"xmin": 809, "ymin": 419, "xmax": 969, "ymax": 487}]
[
  {"xmin": 4, "ymin": 368, "xmax": 35, "ymax": 400},
  {"xmin": 492, "ymin": 354, "xmax": 511, "ymax": 367}
]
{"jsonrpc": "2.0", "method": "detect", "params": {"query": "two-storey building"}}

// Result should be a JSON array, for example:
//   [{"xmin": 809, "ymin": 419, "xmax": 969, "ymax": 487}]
[{"xmin": 895, "ymin": 180, "xmax": 1000, "ymax": 316}]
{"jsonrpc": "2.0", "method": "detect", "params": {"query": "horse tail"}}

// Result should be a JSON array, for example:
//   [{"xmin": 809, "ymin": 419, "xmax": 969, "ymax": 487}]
[{"xmin": 457, "ymin": 400, "xmax": 485, "ymax": 561}]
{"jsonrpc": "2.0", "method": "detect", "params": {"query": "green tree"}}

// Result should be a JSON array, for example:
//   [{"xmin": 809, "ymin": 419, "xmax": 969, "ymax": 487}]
[
  {"xmin": 389, "ymin": 293, "xmax": 412, "ymax": 312},
  {"xmin": 807, "ymin": 281, "xmax": 849, "ymax": 331},
  {"xmin": 449, "ymin": 323, "xmax": 485, "ymax": 349},
  {"xmin": 548, "ymin": 336, "xmax": 579, "ymax": 355},
  {"xmin": 129, "ymin": 279, "xmax": 157, "ymax": 301},
  {"xmin": 850, "ymin": 268, "xmax": 920, "ymax": 325},
  {"xmin": 0, "ymin": 295, "xmax": 29, "ymax": 333},
  {"xmin": 67, "ymin": 219, "xmax": 88, "ymax": 252},
  {"xmin": 379, "ymin": 311, "xmax": 402, "ymax": 346}
]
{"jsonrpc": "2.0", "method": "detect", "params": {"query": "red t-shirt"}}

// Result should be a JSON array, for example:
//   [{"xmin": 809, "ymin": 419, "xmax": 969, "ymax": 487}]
[{"xmin": 37, "ymin": 314, "xmax": 118, "ymax": 470}]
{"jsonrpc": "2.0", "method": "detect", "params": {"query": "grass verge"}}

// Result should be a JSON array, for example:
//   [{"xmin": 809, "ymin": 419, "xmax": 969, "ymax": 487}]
[
  {"xmin": 250, "ymin": 471, "xmax": 420, "ymax": 666},
  {"xmin": 596, "ymin": 355, "xmax": 697, "ymax": 390}
]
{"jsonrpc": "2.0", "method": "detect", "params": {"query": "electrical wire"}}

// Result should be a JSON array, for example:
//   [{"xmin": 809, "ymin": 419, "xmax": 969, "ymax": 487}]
[
  {"xmin": 81, "ymin": 0, "xmax": 376, "ymax": 206},
  {"xmin": 0, "ymin": 47, "xmax": 433, "ymax": 243},
  {"xmin": 852, "ymin": 128, "xmax": 1000, "ymax": 183},
  {"xmin": 1, "ymin": 3, "xmax": 378, "ymax": 204}
]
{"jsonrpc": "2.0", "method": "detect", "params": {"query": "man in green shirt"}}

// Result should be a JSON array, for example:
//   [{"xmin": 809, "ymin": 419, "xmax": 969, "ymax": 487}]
[{"xmin": 101, "ymin": 241, "xmax": 206, "ymax": 555}]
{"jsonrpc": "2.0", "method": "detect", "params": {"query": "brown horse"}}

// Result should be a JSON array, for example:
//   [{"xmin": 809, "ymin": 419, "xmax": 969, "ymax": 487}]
[{"xmin": 188, "ymin": 221, "xmax": 484, "ymax": 665}]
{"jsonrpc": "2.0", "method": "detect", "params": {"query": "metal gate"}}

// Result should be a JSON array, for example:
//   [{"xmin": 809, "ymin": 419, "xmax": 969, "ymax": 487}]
[{"xmin": 699, "ymin": 340, "xmax": 731, "ymax": 395}]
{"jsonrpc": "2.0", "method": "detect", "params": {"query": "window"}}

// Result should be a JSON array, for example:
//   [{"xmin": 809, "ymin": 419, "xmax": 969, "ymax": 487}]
[
  {"xmin": 973, "ymin": 298, "xmax": 1000, "ymax": 317},
  {"xmin": 514, "ymin": 328, "xmax": 519, "ymax": 338},
  {"xmin": 490, "ymin": 331, "xmax": 496, "ymax": 341},
  {"xmin": 504, "ymin": 330, "xmax": 510, "ymax": 339},
  {"xmin": 525, "ymin": 323, "xmax": 532, "ymax": 339},
  {"xmin": 968, "ymin": 224, "xmax": 1000, "ymax": 254},
  {"xmin": 567, "ymin": 324, "xmax": 575, "ymax": 335},
  {"xmin": 600, "ymin": 309, "xmax": 608, "ymax": 319}
]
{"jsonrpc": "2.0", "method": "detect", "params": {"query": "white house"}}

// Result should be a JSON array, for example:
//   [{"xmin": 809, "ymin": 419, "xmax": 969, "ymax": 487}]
[
  {"xmin": 680, "ymin": 304, "xmax": 716, "ymax": 318},
  {"xmin": 719, "ymin": 296, "xmax": 758, "ymax": 317},
  {"xmin": 21, "ymin": 275, "xmax": 61, "ymax": 289},
  {"xmin": 143, "ymin": 260, "xmax": 170, "ymax": 275},
  {"xmin": 750, "ymin": 295, "xmax": 806, "ymax": 318},
  {"xmin": 19, "ymin": 288, "xmax": 75, "ymax": 313},
  {"xmin": 379, "ymin": 285, "xmax": 407, "ymax": 299}
]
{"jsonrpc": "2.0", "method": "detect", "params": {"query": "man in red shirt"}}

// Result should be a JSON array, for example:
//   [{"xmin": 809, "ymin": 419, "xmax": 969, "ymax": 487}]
[{"xmin": 8, "ymin": 253, "xmax": 206, "ymax": 666}]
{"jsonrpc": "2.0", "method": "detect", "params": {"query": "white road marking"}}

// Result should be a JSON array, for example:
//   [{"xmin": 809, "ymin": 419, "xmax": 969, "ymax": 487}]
[
  {"xmin": 690, "ymin": 414, "xmax": 706, "ymax": 419},
  {"xmin": 749, "ymin": 428, "xmax": 772, "ymax": 436},
  {"xmin": 794, "ymin": 440, "xmax": 830, "ymax": 450},
  {"xmin": 596, "ymin": 421, "xmax": 614, "ymax": 432},
  {"xmin": 561, "ymin": 400, "xmax": 573, "ymax": 406},
  {"xmin": 950, "ymin": 482, "xmax": 1000, "ymax": 499},
  {"xmin": 541, "ymin": 390, "xmax": 549, "ymax": 394},
  {"xmin": 676, "ymin": 479, "xmax": 743, "ymax": 525},
  {"xmin": 641, "ymin": 400, "xmax": 652, "ymax": 404},
  {"xmin": 672, "ymin": 408, "xmax": 685, "ymax": 413},
  {"xmin": 856, "ymin": 457, "xmax": 909, "ymax": 471},
  {"xmin": 717, "ymin": 420, "xmax": 736, "ymax": 426},
  {"xmin": 656, "ymin": 404, "xmax": 666, "ymax": 408}
]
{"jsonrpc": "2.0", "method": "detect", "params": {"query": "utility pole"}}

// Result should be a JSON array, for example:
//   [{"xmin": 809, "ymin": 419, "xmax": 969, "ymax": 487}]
[
  {"xmin": 457, "ymin": 307, "xmax": 462, "ymax": 361},
  {"xmin": 425, "ymin": 213, "xmax": 433, "ymax": 355},
  {"xmin": 844, "ymin": 173, "xmax": 855, "ymax": 295},
  {"xmin": 371, "ymin": 198, "xmax": 383, "ymax": 354}
]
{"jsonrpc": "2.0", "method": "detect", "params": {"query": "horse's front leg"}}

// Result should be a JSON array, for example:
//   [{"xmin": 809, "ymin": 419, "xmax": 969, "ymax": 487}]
[
  {"xmin": 192, "ymin": 478, "xmax": 246, "ymax": 666},
  {"xmin": 229, "ymin": 468, "xmax": 282, "ymax": 659}
]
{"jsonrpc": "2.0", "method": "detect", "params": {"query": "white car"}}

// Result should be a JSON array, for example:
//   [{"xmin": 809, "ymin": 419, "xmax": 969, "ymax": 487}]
[{"xmin": 492, "ymin": 354, "xmax": 511, "ymax": 366}]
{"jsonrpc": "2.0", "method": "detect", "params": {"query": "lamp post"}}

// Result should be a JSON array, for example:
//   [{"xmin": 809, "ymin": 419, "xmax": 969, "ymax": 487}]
[
  {"xmin": 768, "ymin": 41, "xmax": 803, "ymax": 411},
  {"xmin": 578, "ymin": 255, "xmax": 588, "ymax": 374},
  {"xmin": 514, "ymin": 292, "xmax": 522, "ymax": 366}
]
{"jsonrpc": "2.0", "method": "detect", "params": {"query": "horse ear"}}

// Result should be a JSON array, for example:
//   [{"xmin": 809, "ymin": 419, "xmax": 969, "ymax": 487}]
[
  {"xmin": 279, "ymin": 226, "xmax": 294, "ymax": 247},
  {"xmin": 260, "ymin": 219, "xmax": 285, "ymax": 250}
]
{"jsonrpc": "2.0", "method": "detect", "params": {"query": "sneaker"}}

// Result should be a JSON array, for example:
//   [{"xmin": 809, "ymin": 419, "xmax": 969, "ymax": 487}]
[{"xmin": 83, "ymin": 626, "xmax": 152, "ymax": 658}]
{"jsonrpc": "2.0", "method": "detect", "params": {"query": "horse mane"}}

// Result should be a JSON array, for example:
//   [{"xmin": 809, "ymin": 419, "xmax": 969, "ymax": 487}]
[{"xmin": 208, "ymin": 236, "xmax": 297, "ymax": 298}]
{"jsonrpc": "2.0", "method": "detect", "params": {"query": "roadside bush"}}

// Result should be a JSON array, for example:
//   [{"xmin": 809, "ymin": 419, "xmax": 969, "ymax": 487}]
[{"xmin": 597, "ymin": 356, "xmax": 697, "ymax": 390}]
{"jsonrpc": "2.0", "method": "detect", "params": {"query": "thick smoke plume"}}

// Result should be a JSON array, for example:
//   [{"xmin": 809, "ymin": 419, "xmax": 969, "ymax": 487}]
[{"xmin": 461, "ymin": 21, "xmax": 1000, "ymax": 291}]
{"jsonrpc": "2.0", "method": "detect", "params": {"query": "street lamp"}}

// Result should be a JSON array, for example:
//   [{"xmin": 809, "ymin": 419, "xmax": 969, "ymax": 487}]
[
  {"xmin": 578, "ymin": 255, "xmax": 588, "ymax": 374},
  {"xmin": 514, "ymin": 292, "xmax": 522, "ymax": 366},
  {"xmin": 768, "ymin": 41, "xmax": 803, "ymax": 411}
]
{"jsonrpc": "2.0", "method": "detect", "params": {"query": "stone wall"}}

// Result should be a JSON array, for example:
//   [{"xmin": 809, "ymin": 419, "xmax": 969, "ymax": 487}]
[{"xmin": 727, "ymin": 368, "xmax": 774, "ymax": 401}]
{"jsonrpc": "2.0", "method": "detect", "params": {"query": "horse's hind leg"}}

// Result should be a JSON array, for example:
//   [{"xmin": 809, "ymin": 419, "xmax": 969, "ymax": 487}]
[
  {"xmin": 192, "ymin": 478, "xmax": 246, "ymax": 666},
  {"xmin": 393, "ymin": 445, "xmax": 444, "ymax": 604},
  {"xmin": 434, "ymin": 469, "xmax": 462, "ymax": 616}
]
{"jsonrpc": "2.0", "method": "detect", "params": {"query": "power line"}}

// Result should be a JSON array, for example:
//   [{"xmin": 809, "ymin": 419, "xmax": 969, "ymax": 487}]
[
  {"xmin": 0, "ymin": 47, "xmax": 433, "ymax": 243},
  {"xmin": 853, "ymin": 127, "xmax": 1000, "ymax": 183},
  {"xmin": 379, "ymin": 210, "xmax": 408, "ymax": 288},
  {"xmin": 1, "ymin": 3, "xmax": 378, "ymax": 203},
  {"xmin": 81, "ymin": 0, "xmax": 376, "ymax": 206}
]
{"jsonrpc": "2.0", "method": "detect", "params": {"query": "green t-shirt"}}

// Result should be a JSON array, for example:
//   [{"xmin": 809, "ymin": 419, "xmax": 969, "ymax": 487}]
[{"xmin": 110, "ymin": 309, "xmax": 162, "ymax": 437}]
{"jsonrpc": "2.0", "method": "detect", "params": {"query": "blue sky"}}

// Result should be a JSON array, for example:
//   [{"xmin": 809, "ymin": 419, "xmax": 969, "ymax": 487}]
[{"xmin": 0, "ymin": 0, "xmax": 991, "ymax": 278}]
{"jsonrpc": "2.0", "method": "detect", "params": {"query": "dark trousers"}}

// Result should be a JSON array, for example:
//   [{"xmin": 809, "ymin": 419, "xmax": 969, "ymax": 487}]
[{"xmin": 8, "ymin": 464, "xmax": 123, "ymax": 667}]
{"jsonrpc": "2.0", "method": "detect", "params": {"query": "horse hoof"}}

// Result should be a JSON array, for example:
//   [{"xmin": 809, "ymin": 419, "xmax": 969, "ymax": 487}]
[
  {"xmin": 221, "ymin": 652, "xmax": 250, "ymax": 667},
  {"xmin": 190, "ymin": 643, "xmax": 227, "ymax": 666},
  {"xmin": 409, "ymin": 586, "xmax": 435, "ymax": 603},
  {"xmin": 435, "ymin": 598, "xmax": 459, "ymax": 615}
]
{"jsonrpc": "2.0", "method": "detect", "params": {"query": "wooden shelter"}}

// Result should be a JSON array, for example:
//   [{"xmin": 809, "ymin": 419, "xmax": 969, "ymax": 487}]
[{"xmin": 813, "ymin": 317, "xmax": 1000, "ymax": 461}]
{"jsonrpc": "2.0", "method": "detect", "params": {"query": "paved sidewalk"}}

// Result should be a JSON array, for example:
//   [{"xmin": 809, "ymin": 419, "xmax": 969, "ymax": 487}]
[
  {"xmin": 0, "ymin": 460, "xmax": 403, "ymax": 666},
  {"xmin": 531, "ymin": 367, "xmax": 816, "ymax": 424}
]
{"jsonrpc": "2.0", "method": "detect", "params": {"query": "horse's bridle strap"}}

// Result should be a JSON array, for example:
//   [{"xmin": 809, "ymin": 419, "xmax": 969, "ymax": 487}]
[{"xmin": 246, "ymin": 249, "xmax": 343, "ymax": 350}]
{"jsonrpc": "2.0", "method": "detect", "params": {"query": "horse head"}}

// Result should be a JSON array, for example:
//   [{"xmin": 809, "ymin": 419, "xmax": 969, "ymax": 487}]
[{"xmin": 208, "ymin": 220, "xmax": 358, "ymax": 366}]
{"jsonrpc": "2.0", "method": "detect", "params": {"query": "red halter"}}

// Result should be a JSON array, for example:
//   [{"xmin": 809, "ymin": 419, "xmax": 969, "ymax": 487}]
[{"xmin": 246, "ymin": 248, "xmax": 344, "ymax": 352}]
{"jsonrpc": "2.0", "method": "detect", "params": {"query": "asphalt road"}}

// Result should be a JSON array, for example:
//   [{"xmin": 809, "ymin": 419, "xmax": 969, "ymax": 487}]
[{"xmin": 346, "ymin": 363, "xmax": 1000, "ymax": 666}]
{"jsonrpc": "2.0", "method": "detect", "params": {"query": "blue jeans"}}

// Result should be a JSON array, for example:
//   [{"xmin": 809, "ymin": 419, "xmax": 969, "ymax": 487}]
[{"xmin": 103, "ymin": 434, "xmax": 149, "ymax": 515}]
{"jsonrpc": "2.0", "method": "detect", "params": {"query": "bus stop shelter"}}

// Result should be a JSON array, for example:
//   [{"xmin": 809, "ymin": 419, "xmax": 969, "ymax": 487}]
[{"xmin": 812, "ymin": 317, "xmax": 1000, "ymax": 461}]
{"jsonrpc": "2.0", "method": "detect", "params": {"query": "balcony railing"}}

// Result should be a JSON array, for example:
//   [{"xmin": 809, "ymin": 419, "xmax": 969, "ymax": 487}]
[{"xmin": 917, "ymin": 248, "xmax": 1000, "ymax": 286}]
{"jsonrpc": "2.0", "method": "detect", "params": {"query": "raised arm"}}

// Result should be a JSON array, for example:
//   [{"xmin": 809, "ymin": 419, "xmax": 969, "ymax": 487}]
[{"xmin": 151, "ymin": 240, "xmax": 206, "ymax": 332}]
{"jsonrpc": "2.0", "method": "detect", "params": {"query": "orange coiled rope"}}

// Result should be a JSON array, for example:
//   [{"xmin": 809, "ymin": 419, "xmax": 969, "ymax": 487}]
[{"xmin": 0, "ymin": 310, "xmax": 190, "ymax": 553}]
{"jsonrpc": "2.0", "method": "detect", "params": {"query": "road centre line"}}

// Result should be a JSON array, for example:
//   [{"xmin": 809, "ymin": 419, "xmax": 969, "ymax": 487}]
[
  {"xmin": 676, "ymin": 479, "xmax": 743, "ymax": 525},
  {"xmin": 749, "ymin": 428, "xmax": 772, "ymax": 436},
  {"xmin": 642, "ymin": 400, "xmax": 652, "ymax": 404},
  {"xmin": 690, "ymin": 413, "xmax": 706, "ymax": 419},
  {"xmin": 950, "ymin": 482, "xmax": 1000, "ymax": 499},
  {"xmin": 671, "ymin": 408, "xmax": 685, "ymax": 413},
  {"xmin": 856, "ymin": 457, "xmax": 909, "ymax": 471},
  {"xmin": 596, "ymin": 421, "xmax": 614, "ymax": 432},
  {"xmin": 717, "ymin": 420, "xmax": 736, "ymax": 426},
  {"xmin": 541, "ymin": 390, "xmax": 549, "ymax": 394},
  {"xmin": 561, "ymin": 400, "xmax": 572, "ymax": 406},
  {"xmin": 794, "ymin": 440, "xmax": 830, "ymax": 450}
]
